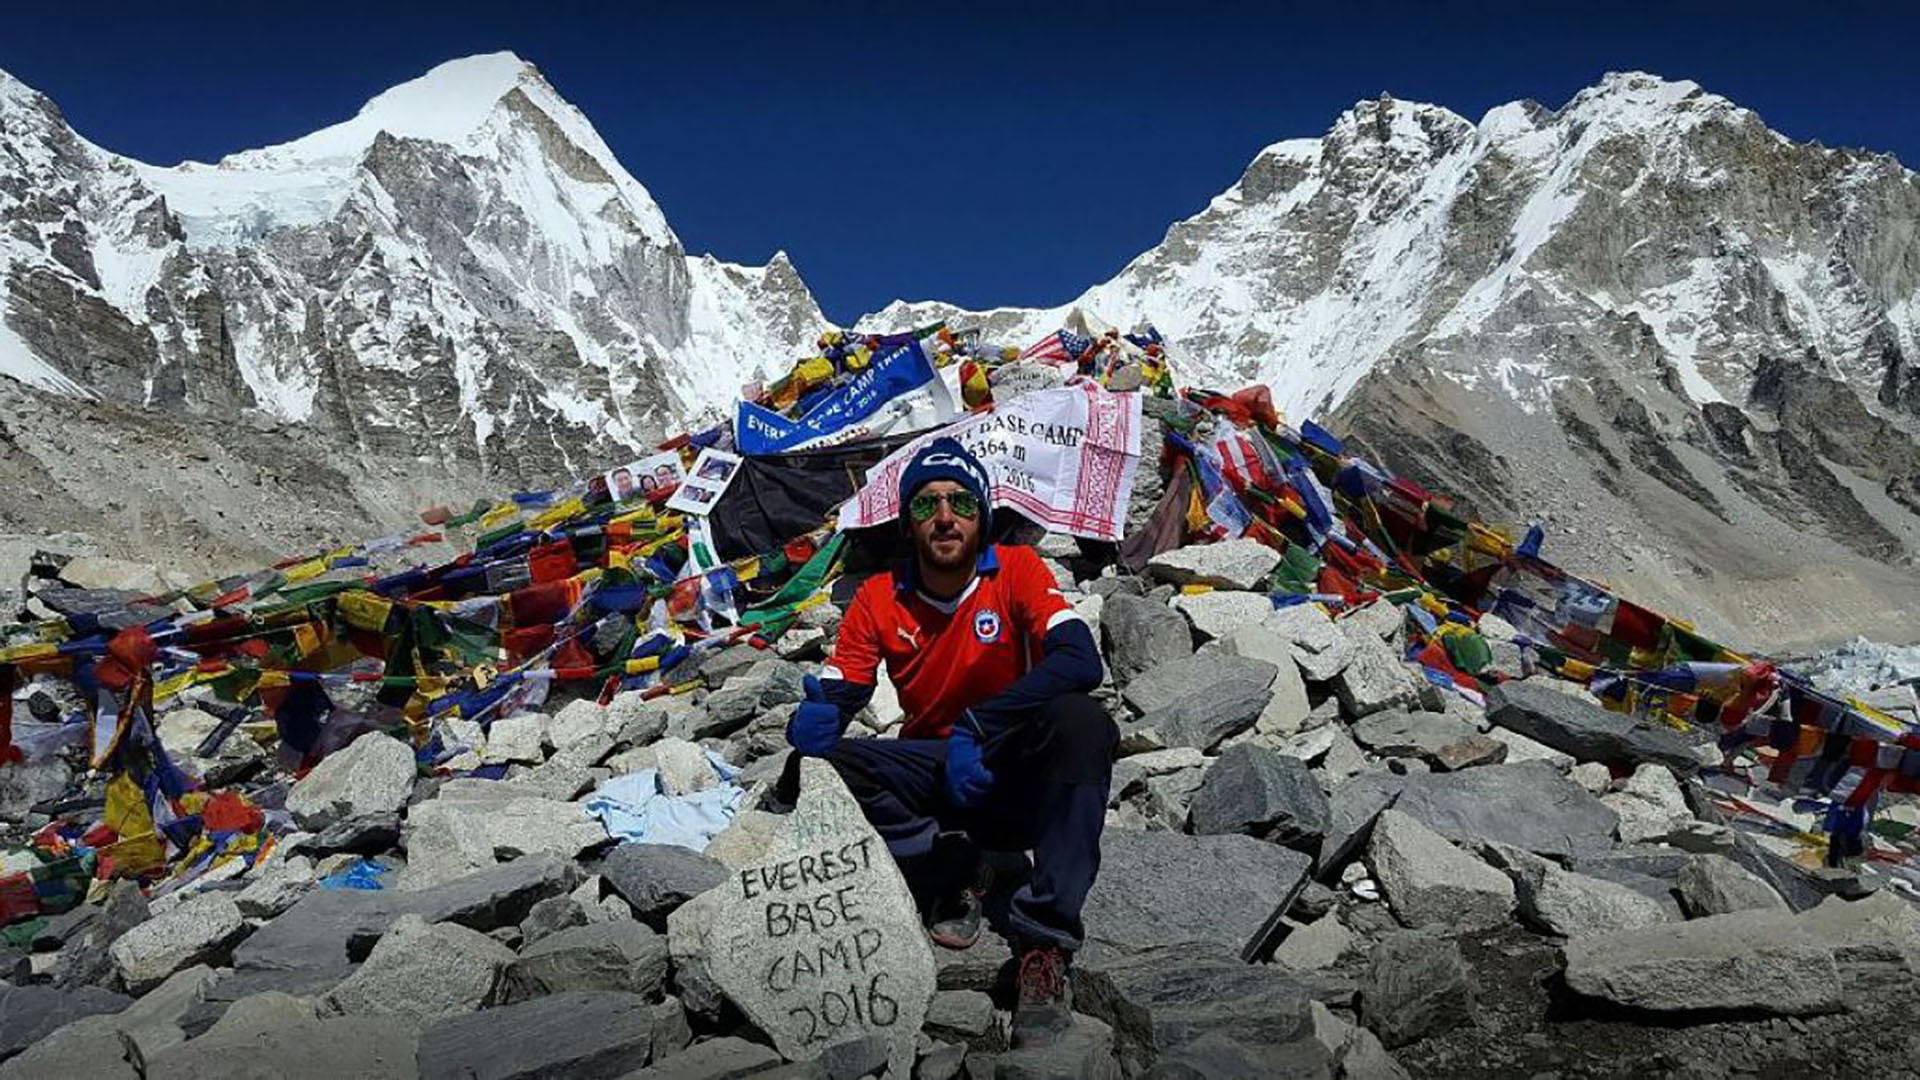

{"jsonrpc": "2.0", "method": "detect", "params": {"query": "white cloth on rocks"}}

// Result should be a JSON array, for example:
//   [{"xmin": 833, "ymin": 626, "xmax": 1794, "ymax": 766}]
[{"xmin": 583, "ymin": 751, "xmax": 743, "ymax": 851}]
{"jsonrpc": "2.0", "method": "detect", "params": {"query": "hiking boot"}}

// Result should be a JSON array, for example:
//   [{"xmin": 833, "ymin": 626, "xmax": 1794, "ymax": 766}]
[
  {"xmin": 1011, "ymin": 943, "xmax": 1073, "ymax": 1049},
  {"xmin": 926, "ymin": 862, "xmax": 993, "ymax": 949}
]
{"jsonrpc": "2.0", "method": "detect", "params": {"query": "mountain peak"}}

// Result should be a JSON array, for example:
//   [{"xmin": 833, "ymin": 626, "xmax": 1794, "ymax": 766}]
[
  {"xmin": 1563, "ymin": 70, "xmax": 1740, "ymax": 129},
  {"xmin": 200, "ymin": 51, "xmax": 540, "ymax": 172}
]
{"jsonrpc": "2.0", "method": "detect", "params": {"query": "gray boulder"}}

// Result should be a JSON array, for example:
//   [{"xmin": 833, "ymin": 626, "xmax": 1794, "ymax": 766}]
[
  {"xmin": 1361, "ymin": 932, "xmax": 1476, "ymax": 1049},
  {"xmin": 547, "ymin": 698, "xmax": 618, "ymax": 754},
  {"xmin": 1308, "ymin": 1000, "xmax": 1409, "ymax": 1080},
  {"xmin": 1099, "ymin": 594, "xmax": 1194, "ymax": 684},
  {"xmin": 1271, "ymin": 915, "xmax": 1356, "ymax": 972},
  {"xmin": 1388, "ymin": 761, "xmax": 1619, "ymax": 858},
  {"xmin": 593, "ymin": 842, "xmax": 728, "ymax": 924},
  {"xmin": 1145, "ymin": 539, "xmax": 1282, "ymax": 590},
  {"xmin": 1562, "ymin": 909, "xmax": 1843, "ymax": 1016},
  {"xmin": 1317, "ymin": 772, "xmax": 1406, "ymax": 880},
  {"xmin": 0, "ymin": 983, "xmax": 130, "ymax": 1061},
  {"xmin": 517, "ymin": 894, "xmax": 592, "ymax": 946},
  {"xmin": 0, "ymin": 1014, "xmax": 139, "ymax": 1080},
  {"xmin": 1484, "ymin": 681, "xmax": 1702, "ymax": 772},
  {"xmin": 217, "ymin": 856, "xmax": 576, "ymax": 1007},
  {"xmin": 1073, "ymin": 944, "xmax": 1323, "ymax": 1078},
  {"xmin": 1136, "ymin": 768, "xmax": 1207, "ymax": 830},
  {"xmin": 321, "ymin": 913, "xmax": 515, "ymax": 1030},
  {"xmin": 1267, "ymin": 604, "xmax": 1354, "ymax": 681},
  {"xmin": 1219, "ymin": 624, "xmax": 1313, "ymax": 734},
  {"xmin": 1676, "ymin": 854, "xmax": 1789, "ymax": 917},
  {"xmin": 1365, "ymin": 810, "xmax": 1513, "ymax": 932},
  {"xmin": 1332, "ymin": 634, "xmax": 1425, "ymax": 719},
  {"xmin": 698, "ymin": 643, "xmax": 765, "ymax": 688},
  {"xmin": 108, "ymin": 893, "xmax": 248, "ymax": 995},
  {"xmin": 142, "ymin": 1000, "xmax": 416, "ymax": 1080},
  {"xmin": 50, "ymin": 881, "xmax": 151, "ymax": 991},
  {"xmin": 698, "ymin": 658, "xmax": 806, "ymax": 738},
  {"xmin": 1482, "ymin": 843, "xmax": 1673, "ymax": 937},
  {"xmin": 1109, "ymin": 747, "xmax": 1205, "ymax": 803},
  {"xmin": 235, "ymin": 853, "xmax": 317, "ymax": 918},
  {"xmin": 483, "ymin": 714, "xmax": 549, "ymax": 765},
  {"xmin": 645, "ymin": 997, "xmax": 693, "ymax": 1063},
  {"xmin": 608, "ymin": 691, "xmax": 671, "ymax": 748},
  {"xmin": 0, "ymin": 758, "xmax": 70, "ymax": 820},
  {"xmin": 924, "ymin": 989, "xmax": 998, "ymax": 1047},
  {"xmin": 623, "ymin": 1036, "xmax": 781, "ymax": 1080},
  {"xmin": 1797, "ymin": 892, "xmax": 1920, "ymax": 970},
  {"xmin": 504, "ymin": 920, "xmax": 670, "ymax": 1001},
  {"xmin": 990, "ymin": 1015, "xmax": 1120, "ymax": 1080},
  {"xmin": 1130, "ymin": 681, "xmax": 1271, "ymax": 753},
  {"xmin": 935, "ymin": 927, "xmax": 1015, "ymax": 994},
  {"xmin": 416, "ymin": 991, "xmax": 659, "ymax": 1080},
  {"xmin": 1081, "ymin": 830, "xmax": 1310, "ymax": 963},
  {"xmin": 1122, "ymin": 651, "xmax": 1276, "ymax": 716},
  {"xmin": 1188, "ymin": 744, "xmax": 1329, "ymax": 849},
  {"xmin": 88, "ymin": 964, "xmax": 220, "ymax": 1058},
  {"xmin": 1171, "ymin": 590, "xmax": 1274, "ymax": 643},
  {"xmin": 1350, "ymin": 709, "xmax": 1502, "ymax": 771},
  {"xmin": 285, "ymin": 731, "xmax": 417, "ymax": 830}
]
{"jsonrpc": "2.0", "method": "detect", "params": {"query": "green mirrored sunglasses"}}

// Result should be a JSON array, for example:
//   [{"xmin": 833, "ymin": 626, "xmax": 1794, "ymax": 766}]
[{"xmin": 908, "ymin": 489, "xmax": 981, "ymax": 522}]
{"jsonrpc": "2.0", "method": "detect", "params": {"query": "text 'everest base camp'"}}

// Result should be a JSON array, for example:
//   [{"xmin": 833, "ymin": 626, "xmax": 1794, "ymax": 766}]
[{"xmin": 0, "ymin": 46, "xmax": 1918, "ymax": 1080}]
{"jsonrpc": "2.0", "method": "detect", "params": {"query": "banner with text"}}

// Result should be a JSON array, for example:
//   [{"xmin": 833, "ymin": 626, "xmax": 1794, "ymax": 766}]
[
  {"xmin": 838, "ymin": 383, "xmax": 1143, "ymax": 540},
  {"xmin": 737, "ymin": 339, "xmax": 939, "ymax": 455}
]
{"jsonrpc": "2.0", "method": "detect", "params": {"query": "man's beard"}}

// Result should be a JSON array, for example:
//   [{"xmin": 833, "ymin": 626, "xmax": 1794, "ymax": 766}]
[{"xmin": 919, "ymin": 527, "xmax": 975, "ymax": 571}]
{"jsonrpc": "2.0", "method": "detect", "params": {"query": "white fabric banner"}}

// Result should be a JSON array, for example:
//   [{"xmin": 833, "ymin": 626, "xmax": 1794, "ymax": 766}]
[{"xmin": 838, "ymin": 382, "xmax": 1143, "ymax": 541}]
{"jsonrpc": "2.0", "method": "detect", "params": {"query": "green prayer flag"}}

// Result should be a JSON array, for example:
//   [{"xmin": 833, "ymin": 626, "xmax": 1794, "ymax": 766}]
[{"xmin": 740, "ymin": 533, "xmax": 846, "ymax": 639}]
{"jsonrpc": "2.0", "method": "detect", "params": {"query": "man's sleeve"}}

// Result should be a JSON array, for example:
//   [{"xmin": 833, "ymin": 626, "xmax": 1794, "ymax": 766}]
[{"xmin": 818, "ymin": 580, "xmax": 880, "ymax": 717}]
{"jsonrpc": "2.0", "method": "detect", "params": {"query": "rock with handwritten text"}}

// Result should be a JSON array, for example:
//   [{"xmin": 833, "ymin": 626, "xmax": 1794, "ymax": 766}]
[{"xmin": 670, "ymin": 757, "xmax": 935, "ymax": 1072}]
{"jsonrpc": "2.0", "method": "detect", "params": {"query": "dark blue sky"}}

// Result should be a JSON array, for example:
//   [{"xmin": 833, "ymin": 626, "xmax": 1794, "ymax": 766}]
[{"xmin": 5, "ymin": 2, "xmax": 1915, "ymax": 323}]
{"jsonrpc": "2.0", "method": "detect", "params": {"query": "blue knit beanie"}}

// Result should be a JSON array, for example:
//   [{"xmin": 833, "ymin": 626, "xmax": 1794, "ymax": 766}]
[{"xmin": 897, "ymin": 437, "xmax": 993, "ymax": 533}]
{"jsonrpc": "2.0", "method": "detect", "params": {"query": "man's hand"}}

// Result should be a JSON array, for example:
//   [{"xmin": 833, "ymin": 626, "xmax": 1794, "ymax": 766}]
[
  {"xmin": 787, "ymin": 675, "xmax": 842, "ymax": 757},
  {"xmin": 944, "ymin": 717, "xmax": 996, "ymax": 808}
]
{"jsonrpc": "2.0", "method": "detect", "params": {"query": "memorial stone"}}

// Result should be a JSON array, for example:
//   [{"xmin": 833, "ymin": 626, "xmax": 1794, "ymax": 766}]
[{"xmin": 676, "ymin": 758, "xmax": 935, "ymax": 1074}]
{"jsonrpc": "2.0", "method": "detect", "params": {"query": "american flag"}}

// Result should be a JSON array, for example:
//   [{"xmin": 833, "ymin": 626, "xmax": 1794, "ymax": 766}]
[
  {"xmin": 1212, "ymin": 430, "xmax": 1272, "ymax": 493},
  {"xmin": 1018, "ymin": 330, "xmax": 1092, "ymax": 364}
]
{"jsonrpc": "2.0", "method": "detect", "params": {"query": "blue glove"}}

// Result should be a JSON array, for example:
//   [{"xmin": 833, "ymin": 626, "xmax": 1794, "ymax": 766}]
[
  {"xmin": 787, "ymin": 675, "xmax": 843, "ymax": 756},
  {"xmin": 944, "ymin": 717, "xmax": 996, "ymax": 808}
]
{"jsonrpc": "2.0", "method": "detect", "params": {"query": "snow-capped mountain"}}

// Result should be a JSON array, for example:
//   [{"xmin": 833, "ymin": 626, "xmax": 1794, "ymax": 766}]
[
  {"xmin": 862, "ymin": 73, "xmax": 1920, "ymax": 647},
  {"xmin": 2, "ymin": 60, "xmax": 1916, "ymax": 646},
  {"xmin": 866, "ymin": 74, "xmax": 1917, "ymax": 419},
  {"xmin": 0, "ymin": 52, "xmax": 826, "ymax": 483}
]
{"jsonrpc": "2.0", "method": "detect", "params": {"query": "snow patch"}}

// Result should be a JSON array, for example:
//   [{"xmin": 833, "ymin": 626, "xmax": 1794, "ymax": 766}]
[{"xmin": 0, "ymin": 316, "xmax": 90, "ymax": 397}]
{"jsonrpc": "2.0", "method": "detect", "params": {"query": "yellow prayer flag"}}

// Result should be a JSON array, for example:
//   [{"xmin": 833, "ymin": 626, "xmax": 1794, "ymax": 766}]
[
  {"xmin": 103, "ymin": 771, "xmax": 166, "ymax": 877},
  {"xmin": 0, "ymin": 642, "xmax": 57, "ymax": 663},
  {"xmin": 338, "ymin": 591, "xmax": 394, "ymax": 634},
  {"xmin": 282, "ymin": 558, "xmax": 328, "ymax": 584},
  {"xmin": 531, "ymin": 497, "xmax": 586, "ymax": 531},
  {"xmin": 152, "ymin": 671, "xmax": 198, "ymax": 703},
  {"xmin": 292, "ymin": 622, "xmax": 325, "ymax": 659}
]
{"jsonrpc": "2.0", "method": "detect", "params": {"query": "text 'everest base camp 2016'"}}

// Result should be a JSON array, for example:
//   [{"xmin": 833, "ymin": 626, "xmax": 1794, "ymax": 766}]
[{"xmin": 0, "ymin": 46, "xmax": 1918, "ymax": 1080}]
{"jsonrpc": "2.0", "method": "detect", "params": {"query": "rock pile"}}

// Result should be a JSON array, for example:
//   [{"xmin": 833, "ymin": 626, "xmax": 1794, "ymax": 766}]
[{"xmin": 7, "ymin": 532, "xmax": 1920, "ymax": 1079}]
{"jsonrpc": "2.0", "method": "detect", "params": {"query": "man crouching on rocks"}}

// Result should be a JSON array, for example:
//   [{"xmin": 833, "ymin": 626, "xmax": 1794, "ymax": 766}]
[{"xmin": 784, "ymin": 436, "xmax": 1116, "ymax": 1049}]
